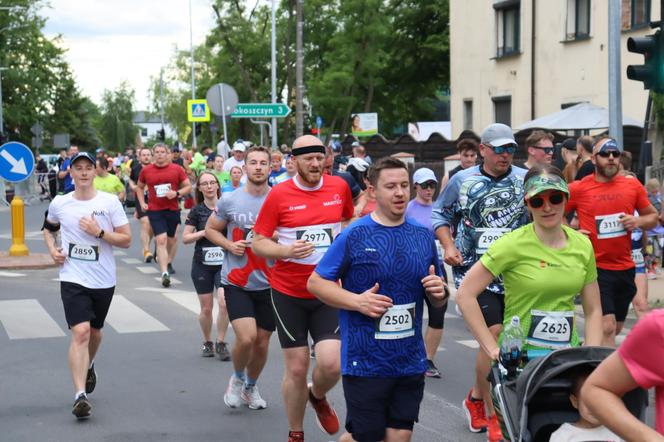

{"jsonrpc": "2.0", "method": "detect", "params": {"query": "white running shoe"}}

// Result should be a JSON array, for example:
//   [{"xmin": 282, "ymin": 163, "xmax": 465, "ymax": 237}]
[
  {"xmin": 223, "ymin": 374, "xmax": 244, "ymax": 408},
  {"xmin": 241, "ymin": 384, "xmax": 267, "ymax": 410}
]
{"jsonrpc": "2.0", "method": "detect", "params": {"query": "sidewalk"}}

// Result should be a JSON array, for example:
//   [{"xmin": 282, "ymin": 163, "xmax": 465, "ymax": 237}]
[{"xmin": 0, "ymin": 251, "xmax": 56, "ymax": 270}]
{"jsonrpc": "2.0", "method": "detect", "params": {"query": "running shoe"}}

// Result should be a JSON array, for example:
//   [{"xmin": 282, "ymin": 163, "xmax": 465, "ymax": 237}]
[
  {"xmin": 287, "ymin": 431, "xmax": 304, "ymax": 442},
  {"xmin": 242, "ymin": 384, "xmax": 267, "ymax": 409},
  {"xmin": 161, "ymin": 272, "xmax": 170, "ymax": 288},
  {"xmin": 85, "ymin": 363, "xmax": 97, "ymax": 394},
  {"xmin": 308, "ymin": 383, "xmax": 339, "ymax": 435},
  {"xmin": 143, "ymin": 249, "xmax": 153, "ymax": 263},
  {"xmin": 72, "ymin": 393, "xmax": 91, "ymax": 419},
  {"xmin": 167, "ymin": 263, "xmax": 176, "ymax": 275},
  {"xmin": 462, "ymin": 389, "xmax": 488, "ymax": 433},
  {"xmin": 215, "ymin": 341, "xmax": 231, "ymax": 361},
  {"xmin": 224, "ymin": 374, "xmax": 244, "ymax": 408},
  {"xmin": 425, "ymin": 359, "xmax": 441, "ymax": 378},
  {"xmin": 487, "ymin": 414, "xmax": 504, "ymax": 442},
  {"xmin": 201, "ymin": 341, "xmax": 214, "ymax": 357}
]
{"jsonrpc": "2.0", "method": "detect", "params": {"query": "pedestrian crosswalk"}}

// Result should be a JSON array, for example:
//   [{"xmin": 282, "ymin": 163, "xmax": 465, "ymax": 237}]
[{"xmin": 0, "ymin": 299, "xmax": 66, "ymax": 339}]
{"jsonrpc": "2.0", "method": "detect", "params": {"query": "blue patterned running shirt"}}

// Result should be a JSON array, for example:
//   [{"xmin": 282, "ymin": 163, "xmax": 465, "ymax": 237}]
[{"xmin": 314, "ymin": 215, "xmax": 442, "ymax": 377}]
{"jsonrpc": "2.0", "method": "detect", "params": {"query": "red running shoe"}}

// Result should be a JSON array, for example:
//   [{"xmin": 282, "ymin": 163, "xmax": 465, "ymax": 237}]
[
  {"xmin": 462, "ymin": 389, "xmax": 488, "ymax": 433},
  {"xmin": 308, "ymin": 384, "xmax": 340, "ymax": 435}
]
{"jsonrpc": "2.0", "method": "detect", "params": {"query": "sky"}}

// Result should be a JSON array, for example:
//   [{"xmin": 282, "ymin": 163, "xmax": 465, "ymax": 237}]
[{"xmin": 42, "ymin": 0, "xmax": 217, "ymax": 111}]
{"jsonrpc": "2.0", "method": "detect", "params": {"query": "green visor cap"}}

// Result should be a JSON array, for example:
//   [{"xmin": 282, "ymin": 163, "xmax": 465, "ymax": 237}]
[{"xmin": 524, "ymin": 173, "xmax": 570, "ymax": 199}]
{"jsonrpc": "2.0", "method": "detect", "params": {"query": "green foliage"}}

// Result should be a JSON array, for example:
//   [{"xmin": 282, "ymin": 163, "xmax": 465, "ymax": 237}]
[
  {"xmin": 154, "ymin": 0, "xmax": 450, "ymax": 146},
  {"xmin": 651, "ymin": 91, "xmax": 664, "ymax": 130},
  {"xmin": 98, "ymin": 81, "xmax": 139, "ymax": 151},
  {"xmin": 0, "ymin": 0, "xmax": 102, "ymax": 150}
]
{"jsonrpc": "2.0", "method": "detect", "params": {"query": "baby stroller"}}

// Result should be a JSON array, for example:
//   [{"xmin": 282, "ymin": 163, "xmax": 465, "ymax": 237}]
[{"xmin": 489, "ymin": 346, "xmax": 648, "ymax": 442}]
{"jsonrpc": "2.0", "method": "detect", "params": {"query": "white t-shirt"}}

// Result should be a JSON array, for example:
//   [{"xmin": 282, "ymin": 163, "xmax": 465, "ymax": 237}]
[
  {"xmin": 223, "ymin": 157, "xmax": 245, "ymax": 172},
  {"xmin": 549, "ymin": 423, "xmax": 624, "ymax": 442},
  {"xmin": 47, "ymin": 191, "xmax": 129, "ymax": 289}
]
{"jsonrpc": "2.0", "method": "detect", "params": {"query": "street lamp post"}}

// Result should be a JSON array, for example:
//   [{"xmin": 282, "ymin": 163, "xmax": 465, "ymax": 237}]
[
  {"xmin": 189, "ymin": 0, "xmax": 197, "ymax": 150},
  {"xmin": 0, "ymin": 67, "xmax": 7, "ymax": 139}
]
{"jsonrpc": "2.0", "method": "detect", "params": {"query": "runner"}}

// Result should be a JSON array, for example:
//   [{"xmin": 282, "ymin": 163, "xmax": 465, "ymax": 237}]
[
  {"xmin": 221, "ymin": 165, "xmax": 244, "ymax": 193},
  {"xmin": 93, "ymin": 156, "xmax": 125, "ymax": 202},
  {"xmin": 566, "ymin": 137, "xmax": 658, "ymax": 346},
  {"xmin": 406, "ymin": 167, "xmax": 448, "ymax": 379},
  {"xmin": 205, "ymin": 146, "xmax": 274, "ymax": 410},
  {"xmin": 128, "ymin": 147, "xmax": 155, "ymax": 262},
  {"xmin": 456, "ymin": 164, "xmax": 602, "ymax": 359},
  {"xmin": 252, "ymin": 135, "xmax": 354, "ymax": 442},
  {"xmin": 42, "ymin": 151, "xmax": 131, "ymax": 419},
  {"xmin": 308, "ymin": 157, "xmax": 448, "ymax": 442},
  {"xmin": 182, "ymin": 171, "xmax": 230, "ymax": 360},
  {"xmin": 136, "ymin": 143, "xmax": 192, "ymax": 287},
  {"xmin": 432, "ymin": 123, "xmax": 529, "ymax": 441}
]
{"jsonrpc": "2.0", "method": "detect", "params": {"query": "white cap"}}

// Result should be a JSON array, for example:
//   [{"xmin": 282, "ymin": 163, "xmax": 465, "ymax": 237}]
[
  {"xmin": 232, "ymin": 142, "xmax": 246, "ymax": 152},
  {"xmin": 480, "ymin": 123, "xmax": 516, "ymax": 147},
  {"xmin": 413, "ymin": 168, "xmax": 437, "ymax": 184},
  {"xmin": 347, "ymin": 157, "xmax": 369, "ymax": 172}
]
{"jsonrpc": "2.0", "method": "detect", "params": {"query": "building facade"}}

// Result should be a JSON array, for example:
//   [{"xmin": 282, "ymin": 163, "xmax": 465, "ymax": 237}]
[
  {"xmin": 133, "ymin": 111, "xmax": 177, "ymax": 144},
  {"xmin": 450, "ymin": 0, "xmax": 659, "ymax": 137}
]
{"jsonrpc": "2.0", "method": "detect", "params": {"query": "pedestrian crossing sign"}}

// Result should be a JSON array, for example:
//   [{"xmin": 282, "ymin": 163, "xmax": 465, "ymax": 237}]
[{"xmin": 187, "ymin": 99, "xmax": 210, "ymax": 122}]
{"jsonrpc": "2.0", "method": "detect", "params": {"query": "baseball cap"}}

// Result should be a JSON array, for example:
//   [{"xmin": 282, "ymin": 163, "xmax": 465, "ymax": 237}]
[
  {"xmin": 351, "ymin": 141, "xmax": 360, "ymax": 148},
  {"xmin": 232, "ymin": 141, "xmax": 246, "ymax": 152},
  {"xmin": 95, "ymin": 147, "xmax": 104, "ymax": 154},
  {"xmin": 413, "ymin": 168, "xmax": 438, "ymax": 184},
  {"xmin": 524, "ymin": 172, "xmax": 569, "ymax": 199},
  {"xmin": 70, "ymin": 152, "xmax": 96, "ymax": 165},
  {"xmin": 347, "ymin": 157, "xmax": 370, "ymax": 172},
  {"xmin": 481, "ymin": 123, "xmax": 516, "ymax": 147},
  {"xmin": 561, "ymin": 138, "xmax": 576, "ymax": 150},
  {"xmin": 171, "ymin": 145, "xmax": 182, "ymax": 152},
  {"xmin": 593, "ymin": 138, "xmax": 621, "ymax": 154}
]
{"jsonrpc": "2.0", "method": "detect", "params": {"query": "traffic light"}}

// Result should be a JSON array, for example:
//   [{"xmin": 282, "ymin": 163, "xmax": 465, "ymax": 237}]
[
  {"xmin": 194, "ymin": 124, "xmax": 201, "ymax": 136},
  {"xmin": 627, "ymin": 30, "xmax": 664, "ymax": 92},
  {"xmin": 157, "ymin": 128, "xmax": 165, "ymax": 141}
]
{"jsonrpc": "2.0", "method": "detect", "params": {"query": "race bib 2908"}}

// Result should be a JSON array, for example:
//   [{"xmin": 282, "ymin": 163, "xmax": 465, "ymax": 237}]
[{"xmin": 474, "ymin": 228, "xmax": 510, "ymax": 255}]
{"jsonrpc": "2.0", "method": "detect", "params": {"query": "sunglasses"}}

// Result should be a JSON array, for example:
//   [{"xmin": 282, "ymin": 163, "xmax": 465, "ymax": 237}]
[
  {"xmin": 596, "ymin": 150, "xmax": 620, "ymax": 159},
  {"xmin": 533, "ymin": 146, "xmax": 554, "ymax": 155},
  {"xmin": 418, "ymin": 181, "xmax": 437, "ymax": 189},
  {"xmin": 486, "ymin": 144, "xmax": 516, "ymax": 155},
  {"xmin": 527, "ymin": 192, "xmax": 566, "ymax": 209}
]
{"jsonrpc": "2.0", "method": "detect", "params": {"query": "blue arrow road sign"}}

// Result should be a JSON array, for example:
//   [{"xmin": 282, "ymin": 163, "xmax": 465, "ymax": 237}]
[{"xmin": 0, "ymin": 142, "xmax": 35, "ymax": 183}]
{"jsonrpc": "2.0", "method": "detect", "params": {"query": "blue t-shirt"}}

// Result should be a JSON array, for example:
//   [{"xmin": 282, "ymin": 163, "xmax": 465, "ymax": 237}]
[
  {"xmin": 221, "ymin": 182, "xmax": 244, "ymax": 193},
  {"xmin": 62, "ymin": 158, "xmax": 74, "ymax": 193},
  {"xmin": 315, "ymin": 215, "xmax": 442, "ymax": 377},
  {"xmin": 268, "ymin": 168, "xmax": 286, "ymax": 187},
  {"xmin": 405, "ymin": 199, "xmax": 433, "ymax": 233}
]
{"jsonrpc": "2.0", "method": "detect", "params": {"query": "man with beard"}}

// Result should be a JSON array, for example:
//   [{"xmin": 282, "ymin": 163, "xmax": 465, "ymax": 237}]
[
  {"xmin": 252, "ymin": 135, "xmax": 354, "ymax": 442},
  {"xmin": 205, "ymin": 146, "xmax": 275, "ymax": 410},
  {"xmin": 566, "ymin": 137, "xmax": 658, "ymax": 347},
  {"xmin": 432, "ymin": 123, "xmax": 529, "ymax": 442}
]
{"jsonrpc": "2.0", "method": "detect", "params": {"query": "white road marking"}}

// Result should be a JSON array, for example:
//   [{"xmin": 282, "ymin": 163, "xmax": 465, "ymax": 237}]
[
  {"xmin": 0, "ymin": 271, "xmax": 26, "ymax": 277},
  {"xmin": 105, "ymin": 295, "xmax": 169, "ymax": 334},
  {"xmin": 136, "ymin": 266, "xmax": 159, "ymax": 274},
  {"xmin": 112, "ymin": 250, "xmax": 127, "ymax": 256},
  {"xmin": 153, "ymin": 276, "xmax": 182, "ymax": 285},
  {"xmin": 0, "ymin": 299, "xmax": 66, "ymax": 339},
  {"xmin": 160, "ymin": 290, "xmax": 201, "ymax": 315},
  {"xmin": 456, "ymin": 339, "xmax": 480, "ymax": 349},
  {"xmin": 121, "ymin": 258, "xmax": 142, "ymax": 264}
]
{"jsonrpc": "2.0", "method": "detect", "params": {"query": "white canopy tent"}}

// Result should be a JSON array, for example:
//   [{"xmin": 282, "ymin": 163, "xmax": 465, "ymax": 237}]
[{"xmin": 515, "ymin": 102, "xmax": 643, "ymax": 131}]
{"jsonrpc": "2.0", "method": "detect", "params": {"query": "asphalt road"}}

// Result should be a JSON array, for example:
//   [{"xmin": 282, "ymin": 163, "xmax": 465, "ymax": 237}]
[{"xmin": 0, "ymin": 200, "xmax": 650, "ymax": 442}]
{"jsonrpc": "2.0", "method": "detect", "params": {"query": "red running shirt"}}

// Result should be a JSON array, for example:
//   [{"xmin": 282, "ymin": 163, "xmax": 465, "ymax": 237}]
[
  {"xmin": 566, "ymin": 174, "xmax": 651, "ymax": 270},
  {"xmin": 138, "ymin": 163, "xmax": 188, "ymax": 211},
  {"xmin": 253, "ymin": 175, "xmax": 354, "ymax": 299}
]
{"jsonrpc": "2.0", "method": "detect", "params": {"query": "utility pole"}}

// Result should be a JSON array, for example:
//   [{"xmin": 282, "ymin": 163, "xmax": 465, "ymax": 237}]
[
  {"xmin": 295, "ymin": 0, "xmax": 304, "ymax": 137},
  {"xmin": 189, "ymin": 0, "xmax": 197, "ymax": 149},
  {"xmin": 608, "ymin": 0, "xmax": 624, "ymax": 149},
  {"xmin": 159, "ymin": 69, "xmax": 165, "ymax": 133},
  {"xmin": 271, "ymin": 0, "xmax": 278, "ymax": 148}
]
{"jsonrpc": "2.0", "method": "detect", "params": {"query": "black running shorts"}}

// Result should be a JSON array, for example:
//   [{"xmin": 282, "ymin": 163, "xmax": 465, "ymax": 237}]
[
  {"xmin": 424, "ymin": 295, "xmax": 448, "ymax": 330},
  {"xmin": 224, "ymin": 285, "xmax": 275, "ymax": 332},
  {"xmin": 477, "ymin": 290, "xmax": 504, "ymax": 328},
  {"xmin": 343, "ymin": 374, "xmax": 425, "ymax": 442},
  {"xmin": 60, "ymin": 281, "xmax": 115, "ymax": 329},
  {"xmin": 597, "ymin": 267, "xmax": 636, "ymax": 322},
  {"xmin": 270, "ymin": 288, "xmax": 340, "ymax": 348},
  {"xmin": 190, "ymin": 261, "xmax": 221, "ymax": 295},
  {"xmin": 147, "ymin": 209, "xmax": 180, "ymax": 237}
]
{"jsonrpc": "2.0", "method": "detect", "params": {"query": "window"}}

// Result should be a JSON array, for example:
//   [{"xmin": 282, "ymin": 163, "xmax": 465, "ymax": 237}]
[
  {"xmin": 495, "ymin": 1, "xmax": 520, "ymax": 57},
  {"xmin": 493, "ymin": 96, "xmax": 512, "ymax": 127},
  {"xmin": 631, "ymin": 0, "xmax": 650, "ymax": 28},
  {"xmin": 463, "ymin": 100, "xmax": 473, "ymax": 131},
  {"xmin": 141, "ymin": 127, "xmax": 148, "ymax": 137},
  {"xmin": 565, "ymin": 0, "xmax": 590, "ymax": 40}
]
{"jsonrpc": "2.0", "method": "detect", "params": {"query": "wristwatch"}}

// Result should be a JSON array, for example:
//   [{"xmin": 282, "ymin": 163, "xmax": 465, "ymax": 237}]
[{"xmin": 96, "ymin": 229, "xmax": 105, "ymax": 239}]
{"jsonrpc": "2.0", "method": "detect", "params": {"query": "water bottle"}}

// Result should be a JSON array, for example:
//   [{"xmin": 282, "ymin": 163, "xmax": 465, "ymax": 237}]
[{"xmin": 500, "ymin": 316, "xmax": 524, "ymax": 380}]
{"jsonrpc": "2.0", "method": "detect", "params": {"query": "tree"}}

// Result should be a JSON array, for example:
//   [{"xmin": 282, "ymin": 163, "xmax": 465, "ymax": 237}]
[{"xmin": 99, "ymin": 81, "xmax": 139, "ymax": 151}]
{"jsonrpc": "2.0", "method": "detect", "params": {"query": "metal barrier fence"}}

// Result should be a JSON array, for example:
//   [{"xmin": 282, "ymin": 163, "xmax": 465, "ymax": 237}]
[{"xmin": 1, "ymin": 172, "xmax": 53, "ymax": 206}]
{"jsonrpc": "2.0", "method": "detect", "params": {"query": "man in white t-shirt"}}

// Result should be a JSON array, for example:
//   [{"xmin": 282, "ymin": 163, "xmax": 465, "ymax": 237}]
[
  {"xmin": 43, "ymin": 151, "xmax": 131, "ymax": 419},
  {"xmin": 223, "ymin": 141, "xmax": 246, "ymax": 172}
]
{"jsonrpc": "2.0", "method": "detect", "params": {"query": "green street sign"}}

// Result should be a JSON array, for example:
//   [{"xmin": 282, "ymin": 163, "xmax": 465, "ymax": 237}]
[{"xmin": 231, "ymin": 103, "xmax": 291, "ymax": 118}]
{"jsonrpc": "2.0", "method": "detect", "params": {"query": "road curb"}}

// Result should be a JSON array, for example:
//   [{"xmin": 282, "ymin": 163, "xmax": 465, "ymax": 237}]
[{"xmin": 0, "ymin": 252, "xmax": 56, "ymax": 269}]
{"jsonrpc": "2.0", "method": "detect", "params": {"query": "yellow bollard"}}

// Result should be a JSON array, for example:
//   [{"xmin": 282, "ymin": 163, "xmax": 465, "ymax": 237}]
[{"xmin": 8, "ymin": 195, "xmax": 29, "ymax": 256}]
